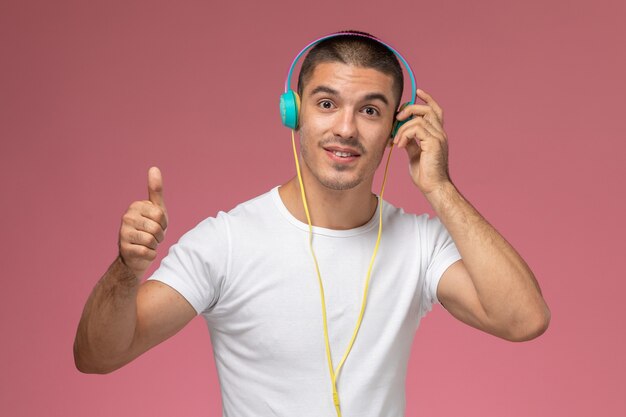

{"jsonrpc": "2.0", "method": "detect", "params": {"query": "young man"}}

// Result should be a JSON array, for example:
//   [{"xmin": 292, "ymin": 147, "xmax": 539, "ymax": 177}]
[{"xmin": 74, "ymin": 31, "xmax": 550, "ymax": 416}]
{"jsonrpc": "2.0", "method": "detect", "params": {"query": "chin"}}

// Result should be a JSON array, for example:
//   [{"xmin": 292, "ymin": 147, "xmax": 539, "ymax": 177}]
[
  {"xmin": 317, "ymin": 173, "xmax": 365, "ymax": 191},
  {"xmin": 322, "ymin": 181, "xmax": 359, "ymax": 191}
]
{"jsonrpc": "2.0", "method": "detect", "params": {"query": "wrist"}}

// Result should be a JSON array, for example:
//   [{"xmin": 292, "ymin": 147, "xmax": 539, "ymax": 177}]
[
  {"xmin": 424, "ymin": 180, "xmax": 456, "ymax": 201},
  {"xmin": 423, "ymin": 181, "xmax": 461, "ymax": 214},
  {"xmin": 113, "ymin": 255, "xmax": 142, "ymax": 287}
]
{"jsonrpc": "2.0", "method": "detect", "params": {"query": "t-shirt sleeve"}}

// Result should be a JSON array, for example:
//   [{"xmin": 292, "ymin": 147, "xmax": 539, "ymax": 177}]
[
  {"xmin": 147, "ymin": 213, "xmax": 229, "ymax": 315},
  {"xmin": 420, "ymin": 215, "xmax": 462, "ymax": 315}
]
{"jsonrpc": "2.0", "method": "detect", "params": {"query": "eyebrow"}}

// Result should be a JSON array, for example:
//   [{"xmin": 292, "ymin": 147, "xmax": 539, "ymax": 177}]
[
  {"xmin": 362, "ymin": 92, "xmax": 389, "ymax": 106},
  {"xmin": 309, "ymin": 85, "xmax": 390, "ymax": 106}
]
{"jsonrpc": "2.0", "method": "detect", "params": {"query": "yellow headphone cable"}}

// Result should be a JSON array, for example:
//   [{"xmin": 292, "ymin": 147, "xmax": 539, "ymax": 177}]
[{"xmin": 290, "ymin": 130, "xmax": 395, "ymax": 417}]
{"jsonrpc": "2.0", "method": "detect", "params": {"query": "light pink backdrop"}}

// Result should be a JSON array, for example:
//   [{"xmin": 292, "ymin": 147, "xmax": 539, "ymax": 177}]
[{"xmin": 1, "ymin": 0, "xmax": 624, "ymax": 416}]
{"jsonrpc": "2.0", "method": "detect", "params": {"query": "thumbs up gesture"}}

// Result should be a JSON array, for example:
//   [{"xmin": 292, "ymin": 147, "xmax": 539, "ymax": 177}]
[{"xmin": 118, "ymin": 167, "xmax": 169, "ymax": 278}]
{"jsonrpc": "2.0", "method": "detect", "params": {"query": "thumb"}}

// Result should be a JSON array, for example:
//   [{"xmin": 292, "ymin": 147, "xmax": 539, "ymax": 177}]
[{"xmin": 148, "ymin": 166, "xmax": 165, "ymax": 208}]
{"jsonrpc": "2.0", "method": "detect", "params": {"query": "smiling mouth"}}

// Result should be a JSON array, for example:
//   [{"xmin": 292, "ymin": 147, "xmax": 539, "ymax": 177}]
[
  {"xmin": 323, "ymin": 146, "xmax": 361, "ymax": 159},
  {"xmin": 332, "ymin": 150, "xmax": 356, "ymax": 158}
]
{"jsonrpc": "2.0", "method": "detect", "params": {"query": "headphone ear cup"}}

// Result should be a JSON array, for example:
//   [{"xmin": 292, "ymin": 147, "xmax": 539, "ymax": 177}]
[
  {"xmin": 280, "ymin": 90, "xmax": 301, "ymax": 129},
  {"xmin": 391, "ymin": 102, "xmax": 411, "ymax": 138}
]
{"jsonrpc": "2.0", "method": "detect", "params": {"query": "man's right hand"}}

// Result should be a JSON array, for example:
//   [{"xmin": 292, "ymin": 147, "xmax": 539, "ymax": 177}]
[
  {"xmin": 75, "ymin": 166, "xmax": 197, "ymax": 374},
  {"xmin": 119, "ymin": 167, "xmax": 169, "ymax": 278}
]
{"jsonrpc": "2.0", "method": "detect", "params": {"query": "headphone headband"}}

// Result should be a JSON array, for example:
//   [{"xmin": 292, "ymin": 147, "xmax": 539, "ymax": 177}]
[{"xmin": 283, "ymin": 32, "xmax": 417, "ymax": 106}]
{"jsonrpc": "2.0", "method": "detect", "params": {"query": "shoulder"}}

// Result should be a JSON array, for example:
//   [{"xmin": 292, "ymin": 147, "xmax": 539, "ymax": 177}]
[
  {"xmin": 178, "ymin": 187, "xmax": 284, "ymax": 248},
  {"xmin": 170, "ymin": 188, "xmax": 275, "ymax": 247},
  {"xmin": 381, "ymin": 198, "xmax": 440, "ymax": 231},
  {"xmin": 193, "ymin": 187, "xmax": 278, "ymax": 228},
  {"xmin": 226, "ymin": 187, "xmax": 278, "ymax": 218},
  {"xmin": 381, "ymin": 199, "xmax": 454, "ymax": 252}
]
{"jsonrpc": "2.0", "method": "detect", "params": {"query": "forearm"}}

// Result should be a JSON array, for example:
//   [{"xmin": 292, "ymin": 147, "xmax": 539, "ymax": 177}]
[
  {"xmin": 74, "ymin": 256, "xmax": 140, "ymax": 373},
  {"xmin": 426, "ymin": 181, "xmax": 549, "ymax": 336}
]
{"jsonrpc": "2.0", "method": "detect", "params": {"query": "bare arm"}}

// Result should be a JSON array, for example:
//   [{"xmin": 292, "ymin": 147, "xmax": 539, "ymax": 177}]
[
  {"xmin": 73, "ymin": 167, "xmax": 196, "ymax": 374},
  {"xmin": 428, "ymin": 183, "xmax": 550, "ymax": 341},
  {"xmin": 394, "ymin": 89, "xmax": 550, "ymax": 341}
]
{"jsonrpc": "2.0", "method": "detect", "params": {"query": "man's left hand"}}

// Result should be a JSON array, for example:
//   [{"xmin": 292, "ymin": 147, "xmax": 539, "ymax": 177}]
[{"xmin": 393, "ymin": 89, "xmax": 451, "ymax": 195}]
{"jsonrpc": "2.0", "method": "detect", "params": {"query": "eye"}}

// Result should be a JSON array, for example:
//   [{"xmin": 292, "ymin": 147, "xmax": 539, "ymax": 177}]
[
  {"xmin": 318, "ymin": 100, "xmax": 334, "ymax": 110},
  {"xmin": 362, "ymin": 106, "xmax": 379, "ymax": 116}
]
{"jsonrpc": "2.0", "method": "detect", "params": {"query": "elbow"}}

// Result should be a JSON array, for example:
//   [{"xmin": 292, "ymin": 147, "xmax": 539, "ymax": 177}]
[
  {"xmin": 74, "ymin": 356, "xmax": 118, "ymax": 375},
  {"xmin": 73, "ymin": 341, "xmax": 118, "ymax": 375},
  {"xmin": 504, "ymin": 304, "xmax": 551, "ymax": 342},
  {"xmin": 74, "ymin": 359, "xmax": 114, "ymax": 375}
]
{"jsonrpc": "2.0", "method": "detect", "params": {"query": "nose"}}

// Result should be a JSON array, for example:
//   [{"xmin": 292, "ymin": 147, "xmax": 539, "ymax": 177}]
[{"xmin": 331, "ymin": 108, "xmax": 358, "ymax": 139}]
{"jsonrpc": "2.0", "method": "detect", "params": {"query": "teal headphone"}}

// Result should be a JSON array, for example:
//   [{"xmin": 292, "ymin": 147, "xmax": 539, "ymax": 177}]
[{"xmin": 279, "ymin": 31, "xmax": 417, "ymax": 137}]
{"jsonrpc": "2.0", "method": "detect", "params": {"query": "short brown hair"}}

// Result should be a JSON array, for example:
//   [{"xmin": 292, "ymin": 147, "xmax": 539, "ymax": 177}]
[{"xmin": 296, "ymin": 30, "xmax": 404, "ymax": 110}]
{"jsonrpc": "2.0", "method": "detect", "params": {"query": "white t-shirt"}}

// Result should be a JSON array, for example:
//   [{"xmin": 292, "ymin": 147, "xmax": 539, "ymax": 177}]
[{"xmin": 149, "ymin": 186, "xmax": 461, "ymax": 417}]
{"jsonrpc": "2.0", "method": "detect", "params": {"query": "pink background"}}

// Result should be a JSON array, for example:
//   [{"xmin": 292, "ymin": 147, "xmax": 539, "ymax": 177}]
[{"xmin": 1, "ymin": 0, "xmax": 624, "ymax": 416}]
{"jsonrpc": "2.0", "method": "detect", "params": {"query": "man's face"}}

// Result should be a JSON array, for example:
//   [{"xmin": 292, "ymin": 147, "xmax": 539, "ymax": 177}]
[{"xmin": 297, "ymin": 62, "xmax": 397, "ymax": 191}]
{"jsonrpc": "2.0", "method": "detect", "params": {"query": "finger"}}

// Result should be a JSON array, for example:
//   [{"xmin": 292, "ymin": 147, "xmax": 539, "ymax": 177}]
[
  {"xmin": 396, "ymin": 104, "xmax": 443, "ymax": 131},
  {"xmin": 132, "ymin": 230, "xmax": 159, "ymax": 250},
  {"xmin": 142, "ymin": 203, "xmax": 168, "ymax": 231},
  {"xmin": 422, "ymin": 111, "xmax": 443, "ymax": 132},
  {"xmin": 394, "ymin": 117, "xmax": 442, "ymax": 147},
  {"xmin": 131, "ymin": 200, "xmax": 168, "ymax": 231},
  {"xmin": 421, "ymin": 117, "xmax": 443, "ymax": 139},
  {"xmin": 148, "ymin": 167, "xmax": 165, "ymax": 209},
  {"xmin": 396, "ymin": 104, "xmax": 435, "ymax": 120},
  {"xmin": 134, "ymin": 216, "xmax": 166, "ymax": 243},
  {"xmin": 412, "ymin": 114, "xmax": 446, "ymax": 143},
  {"xmin": 393, "ymin": 120, "xmax": 412, "ymax": 147},
  {"xmin": 122, "ymin": 242, "xmax": 157, "ymax": 262},
  {"xmin": 399, "ymin": 124, "xmax": 444, "ymax": 150},
  {"xmin": 416, "ymin": 89, "xmax": 444, "ymax": 124},
  {"xmin": 121, "ymin": 225, "xmax": 159, "ymax": 250},
  {"xmin": 395, "ymin": 124, "xmax": 425, "ymax": 149}
]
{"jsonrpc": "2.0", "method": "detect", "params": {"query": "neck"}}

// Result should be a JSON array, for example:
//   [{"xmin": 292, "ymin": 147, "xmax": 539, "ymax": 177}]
[{"xmin": 279, "ymin": 172, "xmax": 378, "ymax": 230}]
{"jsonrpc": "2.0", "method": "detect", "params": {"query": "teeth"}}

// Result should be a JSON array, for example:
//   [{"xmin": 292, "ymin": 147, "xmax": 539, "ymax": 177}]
[{"xmin": 333, "ymin": 151, "xmax": 353, "ymax": 157}]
